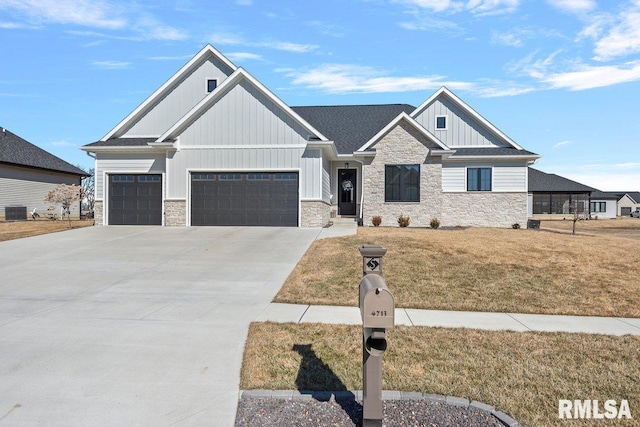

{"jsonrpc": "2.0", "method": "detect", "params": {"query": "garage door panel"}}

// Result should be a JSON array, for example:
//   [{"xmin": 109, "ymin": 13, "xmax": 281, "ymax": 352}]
[
  {"xmin": 109, "ymin": 174, "xmax": 162, "ymax": 226},
  {"xmin": 191, "ymin": 172, "xmax": 298, "ymax": 226}
]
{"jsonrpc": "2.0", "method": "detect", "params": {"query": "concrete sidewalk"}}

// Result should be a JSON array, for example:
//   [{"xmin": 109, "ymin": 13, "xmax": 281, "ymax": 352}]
[{"xmin": 256, "ymin": 303, "xmax": 640, "ymax": 336}]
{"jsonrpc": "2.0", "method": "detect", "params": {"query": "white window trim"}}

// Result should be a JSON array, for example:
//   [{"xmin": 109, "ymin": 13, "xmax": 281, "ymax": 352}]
[
  {"xmin": 206, "ymin": 78, "xmax": 218, "ymax": 93},
  {"xmin": 435, "ymin": 115, "xmax": 448, "ymax": 130}
]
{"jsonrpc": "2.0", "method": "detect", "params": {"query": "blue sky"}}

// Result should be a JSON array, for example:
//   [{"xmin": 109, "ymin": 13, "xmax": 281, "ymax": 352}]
[{"xmin": 1, "ymin": 0, "xmax": 639, "ymax": 191}]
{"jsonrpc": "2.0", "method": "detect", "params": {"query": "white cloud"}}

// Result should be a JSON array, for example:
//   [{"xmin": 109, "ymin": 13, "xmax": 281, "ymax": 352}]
[
  {"xmin": 467, "ymin": 0, "xmax": 520, "ymax": 15},
  {"xmin": 285, "ymin": 64, "xmax": 472, "ymax": 94},
  {"xmin": 542, "ymin": 61, "xmax": 640, "ymax": 90},
  {"xmin": 592, "ymin": 11, "xmax": 640, "ymax": 61},
  {"xmin": 92, "ymin": 60, "xmax": 130, "ymax": 69},
  {"xmin": 51, "ymin": 139, "xmax": 76, "ymax": 148},
  {"xmin": 491, "ymin": 30, "xmax": 525, "ymax": 47},
  {"xmin": 269, "ymin": 41, "xmax": 318, "ymax": 53},
  {"xmin": 0, "ymin": 0, "xmax": 188, "ymax": 41},
  {"xmin": 209, "ymin": 33, "xmax": 318, "ymax": 53},
  {"xmin": 396, "ymin": 0, "xmax": 519, "ymax": 15},
  {"xmin": 0, "ymin": 0, "xmax": 126, "ymax": 29},
  {"xmin": 553, "ymin": 140, "xmax": 572, "ymax": 148},
  {"xmin": 545, "ymin": 0, "xmax": 596, "ymax": 14},
  {"xmin": 226, "ymin": 52, "xmax": 263, "ymax": 62}
]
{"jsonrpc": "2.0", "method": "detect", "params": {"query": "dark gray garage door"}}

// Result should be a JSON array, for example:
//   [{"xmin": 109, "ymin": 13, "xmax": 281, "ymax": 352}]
[
  {"xmin": 622, "ymin": 207, "xmax": 632, "ymax": 216},
  {"xmin": 109, "ymin": 174, "xmax": 162, "ymax": 225},
  {"xmin": 191, "ymin": 172, "xmax": 298, "ymax": 226}
]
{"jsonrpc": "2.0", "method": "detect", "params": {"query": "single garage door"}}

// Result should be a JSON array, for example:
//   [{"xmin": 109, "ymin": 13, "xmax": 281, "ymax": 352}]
[
  {"xmin": 621, "ymin": 207, "xmax": 632, "ymax": 216},
  {"xmin": 109, "ymin": 174, "xmax": 162, "ymax": 225},
  {"xmin": 191, "ymin": 172, "xmax": 298, "ymax": 226}
]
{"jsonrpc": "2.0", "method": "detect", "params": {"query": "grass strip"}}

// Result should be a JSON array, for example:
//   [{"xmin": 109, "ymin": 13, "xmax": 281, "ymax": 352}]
[{"xmin": 241, "ymin": 322, "xmax": 640, "ymax": 427}]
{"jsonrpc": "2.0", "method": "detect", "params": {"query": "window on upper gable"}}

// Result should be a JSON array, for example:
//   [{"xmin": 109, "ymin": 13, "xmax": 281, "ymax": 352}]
[
  {"xmin": 436, "ymin": 115, "xmax": 447, "ymax": 130},
  {"xmin": 207, "ymin": 79, "xmax": 218, "ymax": 93}
]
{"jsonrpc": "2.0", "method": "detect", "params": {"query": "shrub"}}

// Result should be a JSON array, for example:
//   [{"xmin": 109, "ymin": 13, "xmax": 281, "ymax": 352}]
[
  {"xmin": 430, "ymin": 218, "xmax": 440, "ymax": 229},
  {"xmin": 371, "ymin": 216, "xmax": 382, "ymax": 227},
  {"xmin": 397, "ymin": 214, "xmax": 410, "ymax": 228},
  {"xmin": 512, "ymin": 223, "xmax": 521, "ymax": 229}
]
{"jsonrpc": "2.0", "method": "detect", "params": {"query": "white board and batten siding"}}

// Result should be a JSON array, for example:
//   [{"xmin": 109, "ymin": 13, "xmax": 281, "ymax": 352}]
[
  {"xmin": 322, "ymin": 157, "xmax": 331, "ymax": 204},
  {"xmin": 414, "ymin": 97, "xmax": 507, "ymax": 148},
  {"xmin": 95, "ymin": 153, "xmax": 166, "ymax": 200},
  {"xmin": 165, "ymin": 78, "xmax": 324, "ymax": 200},
  {"xmin": 442, "ymin": 163, "xmax": 528, "ymax": 192},
  {"xmin": 121, "ymin": 56, "xmax": 234, "ymax": 138},
  {"xmin": 0, "ymin": 164, "xmax": 82, "ymax": 218}
]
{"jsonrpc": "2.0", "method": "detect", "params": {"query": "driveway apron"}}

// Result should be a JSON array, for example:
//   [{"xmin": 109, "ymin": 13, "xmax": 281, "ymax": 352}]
[{"xmin": 0, "ymin": 226, "xmax": 319, "ymax": 426}]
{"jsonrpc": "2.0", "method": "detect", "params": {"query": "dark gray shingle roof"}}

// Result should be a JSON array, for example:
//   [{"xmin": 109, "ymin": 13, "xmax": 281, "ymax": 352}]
[
  {"xmin": 452, "ymin": 147, "xmax": 538, "ymax": 157},
  {"xmin": 292, "ymin": 104, "xmax": 416, "ymax": 154},
  {"xmin": 528, "ymin": 168, "xmax": 596, "ymax": 193},
  {"xmin": 0, "ymin": 127, "xmax": 88, "ymax": 176},
  {"xmin": 84, "ymin": 137, "xmax": 157, "ymax": 147},
  {"xmin": 591, "ymin": 191, "xmax": 640, "ymax": 202}
]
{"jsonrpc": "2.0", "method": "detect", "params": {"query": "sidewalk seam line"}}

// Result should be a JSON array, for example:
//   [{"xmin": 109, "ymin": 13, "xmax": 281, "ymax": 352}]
[
  {"xmin": 506, "ymin": 313, "xmax": 533, "ymax": 331},
  {"xmin": 298, "ymin": 305, "xmax": 311, "ymax": 323}
]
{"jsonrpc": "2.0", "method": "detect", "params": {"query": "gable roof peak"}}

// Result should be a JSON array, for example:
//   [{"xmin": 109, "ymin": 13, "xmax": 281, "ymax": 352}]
[
  {"xmin": 411, "ymin": 86, "xmax": 524, "ymax": 151},
  {"xmin": 101, "ymin": 44, "xmax": 237, "ymax": 141}
]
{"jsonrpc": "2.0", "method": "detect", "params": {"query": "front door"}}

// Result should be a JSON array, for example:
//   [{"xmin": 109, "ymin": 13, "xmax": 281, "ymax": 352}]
[{"xmin": 338, "ymin": 169, "xmax": 357, "ymax": 216}]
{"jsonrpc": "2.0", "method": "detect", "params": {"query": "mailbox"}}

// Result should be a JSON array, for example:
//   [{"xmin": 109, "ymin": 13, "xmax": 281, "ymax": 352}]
[
  {"xmin": 359, "ymin": 274, "xmax": 395, "ymax": 329},
  {"xmin": 358, "ymin": 245, "xmax": 394, "ymax": 427}
]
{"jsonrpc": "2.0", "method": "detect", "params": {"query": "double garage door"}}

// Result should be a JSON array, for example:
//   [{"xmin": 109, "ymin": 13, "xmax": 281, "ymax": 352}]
[
  {"xmin": 191, "ymin": 172, "xmax": 298, "ymax": 226},
  {"xmin": 108, "ymin": 172, "xmax": 299, "ymax": 226}
]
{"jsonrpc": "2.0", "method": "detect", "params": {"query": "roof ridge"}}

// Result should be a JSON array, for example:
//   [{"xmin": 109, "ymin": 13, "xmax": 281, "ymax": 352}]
[{"xmin": 292, "ymin": 103, "xmax": 416, "ymax": 108}]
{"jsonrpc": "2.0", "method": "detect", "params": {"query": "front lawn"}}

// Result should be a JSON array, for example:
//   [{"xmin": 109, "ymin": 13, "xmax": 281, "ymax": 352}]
[
  {"xmin": 0, "ymin": 219, "xmax": 94, "ymax": 242},
  {"xmin": 274, "ymin": 223, "xmax": 640, "ymax": 317}
]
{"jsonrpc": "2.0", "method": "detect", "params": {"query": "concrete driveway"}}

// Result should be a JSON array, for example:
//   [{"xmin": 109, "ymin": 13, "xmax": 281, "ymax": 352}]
[{"xmin": 0, "ymin": 226, "xmax": 320, "ymax": 426}]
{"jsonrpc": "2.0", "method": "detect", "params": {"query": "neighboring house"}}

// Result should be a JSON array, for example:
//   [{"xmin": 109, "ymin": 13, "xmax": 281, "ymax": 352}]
[
  {"xmin": 0, "ymin": 127, "xmax": 88, "ymax": 221},
  {"xmin": 81, "ymin": 45, "xmax": 540, "ymax": 228},
  {"xmin": 527, "ymin": 168, "xmax": 595, "ymax": 219},
  {"xmin": 590, "ymin": 191, "xmax": 640, "ymax": 217}
]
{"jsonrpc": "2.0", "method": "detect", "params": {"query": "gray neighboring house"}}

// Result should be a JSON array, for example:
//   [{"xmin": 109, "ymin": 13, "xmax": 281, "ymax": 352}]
[
  {"xmin": 0, "ymin": 127, "xmax": 88, "ymax": 221},
  {"xmin": 590, "ymin": 191, "xmax": 640, "ymax": 218},
  {"xmin": 527, "ymin": 168, "xmax": 595, "ymax": 218},
  {"xmin": 82, "ymin": 44, "xmax": 540, "ymax": 228}
]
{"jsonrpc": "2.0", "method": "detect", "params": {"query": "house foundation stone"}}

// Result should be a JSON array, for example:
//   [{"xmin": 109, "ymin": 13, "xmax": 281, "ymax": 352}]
[
  {"xmin": 165, "ymin": 200, "xmax": 186, "ymax": 226},
  {"xmin": 300, "ymin": 200, "xmax": 331, "ymax": 227}
]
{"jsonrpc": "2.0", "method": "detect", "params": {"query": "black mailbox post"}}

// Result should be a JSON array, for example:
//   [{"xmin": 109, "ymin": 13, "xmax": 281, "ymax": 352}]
[{"xmin": 358, "ymin": 245, "xmax": 394, "ymax": 427}]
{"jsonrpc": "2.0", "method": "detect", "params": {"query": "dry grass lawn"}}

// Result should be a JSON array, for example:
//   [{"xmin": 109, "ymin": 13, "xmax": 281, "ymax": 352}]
[
  {"xmin": 275, "ymin": 222, "xmax": 640, "ymax": 317},
  {"xmin": 241, "ymin": 322, "xmax": 640, "ymax": 427},
  {"xmin": 0, "ymin": 219, "xmax": 94, "ymax": 242},
  {"xmin": 542, "ymin": 216, "xmax": 640, "ymax": 240}
]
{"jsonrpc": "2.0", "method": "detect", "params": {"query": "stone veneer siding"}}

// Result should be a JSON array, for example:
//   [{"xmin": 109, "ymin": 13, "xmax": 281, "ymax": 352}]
[
  {"xmin": 165, "ymin": 200, "xmax": 186, "ymax": 226},
  {"xmin": 300, "ymin": 200, "xmax": 331, "ymax": 227},
  {"xmin": 441, "ymin": 192, "xmax": 528, "ymax": 228},
  {"xmin": 362, "ymin": 120, "xmax": 528, "ymax": 228},
  {"xmin": 362, "ymin": 121, "xmax": 443, "ymax": 228},
  {"xmin": 94, "ymin": 200, "xmax": 104, "ymax": 226}
]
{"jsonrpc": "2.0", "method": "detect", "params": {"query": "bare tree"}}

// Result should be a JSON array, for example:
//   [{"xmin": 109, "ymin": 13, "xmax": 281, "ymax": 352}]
[
  {"xmin": 44, "ymin": 184, "xmax": 85, "ymax": 228},
  {"xmin": 80, "ymin": 167, "xmax": 95, "ymax": 219}
]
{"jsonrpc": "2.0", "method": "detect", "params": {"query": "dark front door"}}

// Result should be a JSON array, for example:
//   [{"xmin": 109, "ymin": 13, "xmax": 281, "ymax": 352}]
[{"xmin": 338, "ymin": 169, "xmax": 357, "ymax": 216}]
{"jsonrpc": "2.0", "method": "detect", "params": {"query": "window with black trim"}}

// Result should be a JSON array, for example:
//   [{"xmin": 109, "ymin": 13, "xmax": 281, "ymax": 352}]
[
  {"xmin": 385, "ymin": 165, "xmax": 420, "ymax": 202},
  {"xmin": 207, "ymin": 79, "xmax": 217, "ymax": 92},
  {"xmin": 436, "ymin": 115, "xmax": 447, "ymax": 130},
  {"xmin": 467, "ymin": 168, "xmax": 491, "ymax": 191},
  {"xmin": 590, "ymin": 201, "xmax": 606, "ymax": 212}
]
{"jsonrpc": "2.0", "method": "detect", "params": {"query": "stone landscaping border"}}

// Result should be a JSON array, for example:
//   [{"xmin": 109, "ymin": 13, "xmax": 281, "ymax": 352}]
[{"xmin": 239, "ymin": 390, "xmax": 522, "ymax": 427}]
